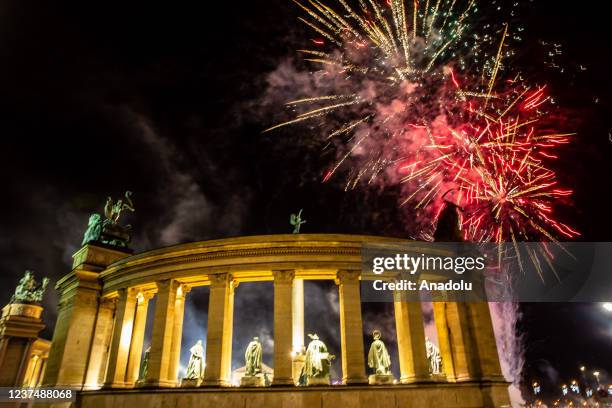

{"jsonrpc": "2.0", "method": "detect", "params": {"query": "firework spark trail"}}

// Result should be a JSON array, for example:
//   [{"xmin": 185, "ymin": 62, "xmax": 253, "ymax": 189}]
[{"xmin": 265, "ymin": 0, "xmax": 578, "ymax": 250}]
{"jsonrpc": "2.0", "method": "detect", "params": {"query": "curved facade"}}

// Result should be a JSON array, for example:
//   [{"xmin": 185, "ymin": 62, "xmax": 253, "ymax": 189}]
[{"xmin": 42, "ymin": 234, "xmax": 511, "ymax": 407}]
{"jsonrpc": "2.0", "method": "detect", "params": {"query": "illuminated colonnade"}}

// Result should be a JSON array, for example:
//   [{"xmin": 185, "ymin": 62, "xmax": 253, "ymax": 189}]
[{"xmin": 41, "ymin": 234, "xmax": 506, "ymax": 397}]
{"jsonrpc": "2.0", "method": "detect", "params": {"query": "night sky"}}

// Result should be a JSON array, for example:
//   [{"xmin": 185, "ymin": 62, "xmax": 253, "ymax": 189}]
[{"xmin": 0, "ymin": 0, "xmax": 611, "ymax": 403}]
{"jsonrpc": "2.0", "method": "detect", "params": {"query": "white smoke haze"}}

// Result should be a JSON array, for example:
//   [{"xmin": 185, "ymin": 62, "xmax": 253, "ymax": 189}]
[
  {"xmin": 0, "ymin": 103, "xmax": 253, "ymax": 337},
  {"xmin": 0, "ymin": 187, "xmax": 95, "ymax": 337},
  {"xmin": 490, "ymin": 302, "xmax": 525, "ymax": 407},
  {"xmin": 123, "ymin": 108, "xmax": 248, "ymax": 248}
]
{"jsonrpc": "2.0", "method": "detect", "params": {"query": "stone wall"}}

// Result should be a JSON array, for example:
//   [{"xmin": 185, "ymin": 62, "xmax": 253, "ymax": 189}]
[{"xmin": 76, "ymin": 382, "xmax": 511, "ymax": 408}]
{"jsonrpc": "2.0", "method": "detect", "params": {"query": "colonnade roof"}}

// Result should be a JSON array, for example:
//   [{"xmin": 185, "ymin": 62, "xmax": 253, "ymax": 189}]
[{"xmin": 98, "ymin": 234, "xmax": 419, "ymax": 294}]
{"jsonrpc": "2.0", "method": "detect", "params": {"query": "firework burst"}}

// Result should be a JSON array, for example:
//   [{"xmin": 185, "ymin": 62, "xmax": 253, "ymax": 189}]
[{"xmin": 265, "ymin": 0, "xmax": 578, "ymax": 252}]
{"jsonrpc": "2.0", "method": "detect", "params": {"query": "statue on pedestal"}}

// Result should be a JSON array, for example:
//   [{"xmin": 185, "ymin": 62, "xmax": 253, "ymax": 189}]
[
  {"xmin": 137, "ymin": 346, "xmax": 151, "ymax": 383},
  {"xmin": 10, "ymin": 271, "xmax": 49, "ymax": 304},
  {"xmin": 298, "ymin": 334, "xmax": 335, "ymax": 386},
  {"xmin": 290, "ymin": 209, "xmax": 306, "ymax": 234},
  {"xmin": 81, "ymin": 191, "xmax": 135, "ymax": 248},
  {"xmin": 245, "ymin": 337, "xmax": 263, "ymax": 376},
  {"xmin": 240, "ymin": 337, "xmax": 265, "ymax": 387},
  {"xmin": 426, "ymin": 337, "xmax": 442, "ymax": 375},
  {"xmin": 184, "ymin": 340, "xmax": 205, "ymax": 383},
  {"xmin": 367, "ymin": 330, "xmax": 394, "ymax": 385}
]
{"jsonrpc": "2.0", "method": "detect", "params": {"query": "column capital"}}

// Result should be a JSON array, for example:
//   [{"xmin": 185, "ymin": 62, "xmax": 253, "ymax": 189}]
[
  {"xmin": 335, "ymin": 269, "xmax": 361, "ymax": 285},
  {"xmin": 174, "ymin": 284, "xmax": 191, "ymax": 301},
  {"xmin": 100, "ymin": 296, "xmax": 118, "ymax": 307},
  {"xmin": 209, "ymin": 273, "xmax": 234, "ymax": 286},
  {"xmin": 273, "ymin": 269, "xmax": 295, "ymax": 282},
  {"xmin": 116, "ymin": 287, "xmax": 140, "ymax": 300},
  {"xmin": 155, "ymin": 279, "xmax": 180, "ymax": 293},
  {"xmin": 136, "ymin": 291, "xmax": 154, "ymax": 304}
]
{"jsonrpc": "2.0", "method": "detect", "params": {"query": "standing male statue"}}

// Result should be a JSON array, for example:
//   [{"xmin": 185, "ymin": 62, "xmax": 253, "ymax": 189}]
[
  {"xmin": 367, "ymin": 330, "xmax": 394, "ymax": 384},
  {"xmin": 137, "ymin": 346, "xmax": 151, "ymax": 383},
  {"xmin": 240, "ymin": 337, "xmax": 265, "ymax": 386},
  {"xmin": 298, "ymin": 334, "xmax": 335, "ymax": 386},
  {"xmin": 426, "ymin": 337, "xmax": 442, "ymax": 375},
  {"xmin": 244, "ymin": 337, "xmax": 263, "ymax": 376},
  {"xmin": 185, "ymin": 340, "xmax": 205, "ymax": 381}
]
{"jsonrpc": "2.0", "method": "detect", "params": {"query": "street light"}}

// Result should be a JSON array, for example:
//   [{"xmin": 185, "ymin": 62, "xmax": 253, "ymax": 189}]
[{"xmin": 603, "ymin": 302, "xmax": 612, "ymax": 312}]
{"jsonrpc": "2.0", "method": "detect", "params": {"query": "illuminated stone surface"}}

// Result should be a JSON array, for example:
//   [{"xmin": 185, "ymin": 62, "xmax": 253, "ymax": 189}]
[{"xmin": 38, "ymin": 234, "xmax": 510, "ymax": 407}]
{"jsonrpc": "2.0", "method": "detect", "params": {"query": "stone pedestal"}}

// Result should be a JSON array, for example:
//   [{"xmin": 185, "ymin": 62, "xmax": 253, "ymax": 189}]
[
  {"xmin": 307, "ymin": 376, "xmax": 330, "ymax": 386},
  {"xmin": 240, "ymin": 375, "xmax": 265, "ymax": 387},
  {"xmin": 292, "ymin": 352, "xmax": 305, "ymax": 385},
  {"xmin": 368, "ymin": 374, "xmax": 395, "ymax": 385},
  {"xmin": 180, "ymin": 378, "xmax": 202, "ymax": 387},
  {"xmin": 44, "ymin": 243, "xmax": 131, "ymax": 388},
  {"xmin": 0, "ymin": 303, "xmax": 47, "ymax": 387},
  {"xmin": 430, "ymin": 373, "xmax": 447, "ymax": 382}
]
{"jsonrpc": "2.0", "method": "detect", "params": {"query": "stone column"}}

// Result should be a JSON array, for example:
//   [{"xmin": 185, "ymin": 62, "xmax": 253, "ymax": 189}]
[
  {"xmin": 144, "ymin": 280, "xmax": 179, "ymax": 387},
  {"xmin": 43, "ymin": 243, "xmax": 130, "ymax": 387},
  {"xmin": 125, "ymin": 292, "xmax": 152, "ymax": 386},
  {"xmin": 168, "ymin": 285, "xmax": 190, "ymax": 384},
  {"xmin": 203, "ymin": 273, "xmax": 235, "ymax": 387},
  {"xmin": 393, "ymin": 291, "xmax": 429, "ymax": 383},
  {"xmin": 465, "ymin": 302, "xmax": 504, "ymax": 380},
  {"xmin": 432, "ymin": 302, "xmax": 456, "ymax": 381},
  {"xmin": 23, "ymin": 355, "xmax": 40, "ymax": 387},
  {"xmin": 292, "ymin": 279, "xmax": 305, "ymax": 354},
  {"xmin": 444, "ymin": 302, "xmax": 476, "ymax": 381},
  {"xmin": 291, "ymin": 279, "xmax": 305, "ymax": 384},
  {"xmin": 272, "ymin": 270, "xmax": 294, "ymax": 386},
  {"xmin": 104, "ymin": 288, "xmax": 137, "ymax": 388},
  {"xmin": 336, "ymin": 270, "xmax": 367, "ymax": 385},
  {"xmin": 84, "ymin": 298, "xmax": 117, "ymax": 389},
  {"xmin": 436, "ymin": 302, "xmax": 505, "ymax": 382}
]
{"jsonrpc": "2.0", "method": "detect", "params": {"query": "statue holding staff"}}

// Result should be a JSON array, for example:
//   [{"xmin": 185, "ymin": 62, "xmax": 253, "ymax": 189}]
[{"xmin": 290, "ymin": 209, "xmax": 306, "ymax": 234}]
